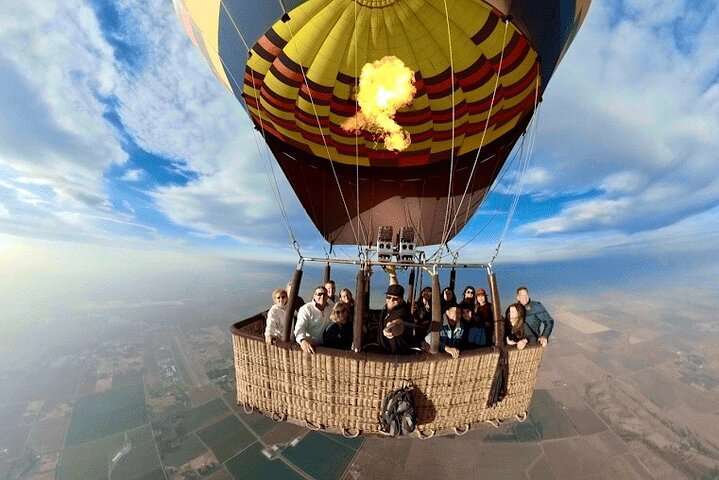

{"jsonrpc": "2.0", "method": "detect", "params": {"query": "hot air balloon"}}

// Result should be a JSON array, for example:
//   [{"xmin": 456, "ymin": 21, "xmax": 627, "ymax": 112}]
[{"xmin": 174, "ymin": 0, "xmax": 590, "ymax": 438}]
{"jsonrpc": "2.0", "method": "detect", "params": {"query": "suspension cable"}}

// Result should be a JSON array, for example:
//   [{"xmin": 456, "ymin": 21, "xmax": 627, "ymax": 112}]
[
  {"xmin": 438, "ymin": 0, "xmax": 457, "ymax": 255},
  {"xmin": 436, "ymin": 18, "xmax": 510, "ymax": 258},
  {"xmin": 248, "ymin": 67, "xmax": 303, "ymax": 256},
  {"xmin": 491, "ymin": 81, "xmax": 542, "ymax": 263},
  {"xmin": 191, "ymin": 5, "xmax": 302, "ymax": 257},
  {"xmin": 353, "ymin": 0, "xmax": 369, "ymax": 247},
  {"xmin": 451, "ymin": 131, "xmax": 528, "ymax": 254},
  {"xmin": 278, "ymin": 5, "xmax": 363, "ymax": 254}
]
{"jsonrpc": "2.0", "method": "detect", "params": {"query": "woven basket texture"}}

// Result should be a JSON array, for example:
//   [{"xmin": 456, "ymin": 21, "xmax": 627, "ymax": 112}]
[{"xmin": 232, "ymin": 316, "xmax": 543, "ymax": 436}]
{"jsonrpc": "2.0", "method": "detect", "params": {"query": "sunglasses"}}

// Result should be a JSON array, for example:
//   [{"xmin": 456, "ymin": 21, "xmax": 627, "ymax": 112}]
[
  {"xmin": 385, "ymin": 295, "xmax": 400, "ymax": 302},
  {"xmin": 314, "ymin": 292, "xmax": 326, "ymax": 297}
]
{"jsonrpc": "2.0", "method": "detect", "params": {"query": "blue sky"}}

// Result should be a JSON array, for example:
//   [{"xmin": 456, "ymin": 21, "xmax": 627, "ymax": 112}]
[{"xmin": 0, "ymin": 0, "xmax": 718, "ymax": 265}]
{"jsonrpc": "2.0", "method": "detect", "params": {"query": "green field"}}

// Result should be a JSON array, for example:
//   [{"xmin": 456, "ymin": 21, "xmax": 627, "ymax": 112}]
[
  {"xmin": 228, "ymin": 396, "xmax": 276, "ymax": 438},
  {"xmin": 283, "ymin": 432, "xmax": 359, "ymax": 480},
  {"xmin": 528, "ymin": 390, "xmax": 578, "ymax": 440},
  {"xmin": 181, "ymin": 398, "xmax": 230, "ymax": 432},
  {"xmin": 112, "ymin": 370, "xmax": 144, "ymax": 387},
  {"xmin": 160, "ymin": 432, "xmax": 208, "ymax": 467},
  {"xmin": 65, "ymin": 383, "xmax": 146, "ymax": 446},
  {"xmin": 58, "ymin": 425, "xmax": 162, "ymax": 480},
  {"xmin": 225, "ymin": 443, "xmax": 302, "ymax": 480},
  {"xmin": 485, "ymin": 419, "xmax": 542, "ymax": 443},
  {"xmin": 197, "ymin": 415, "xmax": 255, "ymax": 463}
]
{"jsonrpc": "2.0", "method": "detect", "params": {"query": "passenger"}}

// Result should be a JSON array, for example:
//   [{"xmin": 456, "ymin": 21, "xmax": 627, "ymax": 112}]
[
  {"xmin": 474, "ymin": 288, "xmax": 494, "ymax": 345},
  {"xmin": 516, "ymin": 286, "xmax": 554, "ymax": 347},
  {"xmin": 379, "ymin": 283, "xmax": 412, "ymax": 354},
  {"xmin": 463, "ymin": 301, "xmax": 489, "ymax": 347},
  {"xmin": 424, "ymin": 304, "xmax": 464, "ymax": 359},
  {"xmin": 462, "ymin": 286, "xmax": 476, "ymax": 308},
  {"xmin": 264, "ymin": 288, "xmax": 288, "ymax": 344},
  {"xmin": 504, "ymin": 303, "xmax": 528, "ymax": 350},
  {"xmin": 339, "ymin": 287, "xmax": 355, "ymax": 319},
  {"xmin": 324, "ymin": 280, "xmax": 337, "ymax": 304},
  {"xmin": 286, "ymin": 280, "xmax": 306, "ymax": 316},
  {"xmin": 339, "ymin": 287, "xmax": 354, "ymax": 307},
  {"xmin": 412, "ymin": 287, "xmax": 433, "ymax": 342},
  {"xmin": 294, "ymin": 286, "xmax": 332, "ymax": 354},
  {"xmin": 441, "ymin": 287, "xmax": 456, "ymax": 313},
  {"xmin": 323, "ymin": 301, "xmax": 353, "ymax": 350}
]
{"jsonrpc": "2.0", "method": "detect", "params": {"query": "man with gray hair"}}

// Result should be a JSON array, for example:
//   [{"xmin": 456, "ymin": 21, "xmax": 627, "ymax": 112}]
[
  {"xmin": 516, "ymin": 286, "xmax": 554, "ymax": 347},
  {"xmin": 294, "ymin": 286, "xmax": 331, "ymax": 354}
]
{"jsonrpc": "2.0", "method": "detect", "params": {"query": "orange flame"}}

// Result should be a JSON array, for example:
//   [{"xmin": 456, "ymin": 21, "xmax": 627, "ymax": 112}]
[{"xmin": 342, "ymin": 56, "xmax": 416, "ymax": 152}]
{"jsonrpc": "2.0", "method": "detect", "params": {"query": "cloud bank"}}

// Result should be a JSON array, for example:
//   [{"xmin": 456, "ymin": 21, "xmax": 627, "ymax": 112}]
[{"xmin": 0, "ymin": 0, "xmax": 717, "ymax": 263}]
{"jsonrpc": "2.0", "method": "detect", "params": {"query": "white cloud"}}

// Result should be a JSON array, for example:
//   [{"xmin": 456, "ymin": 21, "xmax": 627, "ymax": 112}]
[
  {"xmin": 453, "ymin": 203, "xmax": 719, "ymax": 265},
  {"xmin": 523, "ymin": 0, "xmax": 719, "ymax": 234},
  {"xmin": 104, "ymin": 0, "xmax": 306, "ymax": 245},
  {"xmin": 0, "ymin": 0, "xmax": 134, "ymax": 240},
  {"xmin": 0, "ymin": 0, "xmax": 302, "ymax": 248},
  {"xmin": 2, "ymin": 0, "xmax": 717, "ymax": 262},
  {"xmin": 121, "ymin": 169, "xmax": 145, "ymax": 182}
]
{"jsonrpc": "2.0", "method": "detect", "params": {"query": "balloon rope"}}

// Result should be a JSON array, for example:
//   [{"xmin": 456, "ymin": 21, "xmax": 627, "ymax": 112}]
[
  {"xmin": 490, "ymin": 71, "xmax": 542, "ymax": 263},
  {"xmin": 214, "ymin": 2, "xmax": 302, "ymax": 256},
  {"xmin": 282, "ymin": 15, "xmax": 363, "ymax": 254},
  {"xmin": 353, "ymin": 0, "xmax": 369, "ymax": 248},
  {"xmin": 248, "ymin": 68, "xmax": 301, "ymax": 249},
  {"xmin": 438, "ymin": 0, "xmax": 457, "ymax": 259},
  {"xmin": 219, "ymin": 1, "xmax": 249, "ymax": 51},
  {"xmin": 435, "ymin": 18, "xmax": 510, "ymax": 259},
  {"xmin": 451, "ymin": 132, "xmax": 527, "ymax": 255}
]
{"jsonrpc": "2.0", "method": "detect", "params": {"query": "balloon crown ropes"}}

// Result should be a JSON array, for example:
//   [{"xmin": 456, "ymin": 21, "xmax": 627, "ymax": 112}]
[{"xmin": 175, "ymin": 0, "xmax": 591, "ymax": 437}]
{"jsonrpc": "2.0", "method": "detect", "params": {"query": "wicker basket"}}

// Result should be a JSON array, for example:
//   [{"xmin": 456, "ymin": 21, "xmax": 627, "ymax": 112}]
[{"xmin": 231, "ymin": 313, "xmax": 543, "ymax": 438}]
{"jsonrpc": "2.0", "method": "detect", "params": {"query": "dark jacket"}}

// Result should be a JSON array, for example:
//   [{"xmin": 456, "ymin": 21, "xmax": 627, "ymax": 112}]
[
  {"xmin": 504, "ymin": 316, "xmax": 526, "ymax": 344},
  {"xmin": 290, "ymin": 296, "xmax": 306, "ymax": 315},
  {"xmin": 323, "ymin": 321, "xmax": 353, "ymax": 350},
  {"xmin": 412, "ymin": 299, "xmax": 433, "ymax": 343},
  {"xmin": 523, "ymin": 300, "xmax": 554, "ymax": 342},
  {"xmin": 473, "ymin": 302, "xmax": 494, "ymax": 345},
  {"xmin": 379, "ymin": 302, "xmax": 413, "ymax": 354}
]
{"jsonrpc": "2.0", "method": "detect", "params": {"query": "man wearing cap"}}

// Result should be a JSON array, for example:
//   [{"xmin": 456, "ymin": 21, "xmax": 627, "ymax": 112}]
[
  {"xmin": 379, "ymin": 283, "xmax": 413, "ymax": 354},
  {"xmin": 516, "ymin": 286, "xmax": 554, "ymax": 347}
]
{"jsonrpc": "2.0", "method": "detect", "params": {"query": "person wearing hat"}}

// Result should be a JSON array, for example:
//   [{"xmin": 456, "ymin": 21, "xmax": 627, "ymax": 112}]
[
  {"xmin": 473, "ymin": 287, "xmax": 494, "ymax": 345},
  {"xmin": 378, "ymin": 282, "xmax": 413, "ymax": 354},
  {"xmin": 462, "ymin": 286, "xmax": 477, "ymax": 308}
]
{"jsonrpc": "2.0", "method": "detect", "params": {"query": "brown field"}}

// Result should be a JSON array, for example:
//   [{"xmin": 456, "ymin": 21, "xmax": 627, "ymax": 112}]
[
  {"xmin": 28, "ymin": 416, "xmax": 71, "ymax": 453},
  {"xmin": 556, "ymin": 309, "xmax": 610, "ymax": 334},
  {"xmin": 187, "ymin": 386, "xmax": 217, "ymax": 407}
]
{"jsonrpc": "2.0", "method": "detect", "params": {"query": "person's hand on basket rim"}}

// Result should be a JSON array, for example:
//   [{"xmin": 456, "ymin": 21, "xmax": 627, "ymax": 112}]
[{"xmin": 300, "ymin": 339, "xmax": 315, "ymax": 354}]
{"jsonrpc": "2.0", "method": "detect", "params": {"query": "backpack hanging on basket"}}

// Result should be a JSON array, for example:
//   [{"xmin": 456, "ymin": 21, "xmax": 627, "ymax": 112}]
[{"xmin": 379, "ymin": 385, "xmax": 417, "ymax": 437}]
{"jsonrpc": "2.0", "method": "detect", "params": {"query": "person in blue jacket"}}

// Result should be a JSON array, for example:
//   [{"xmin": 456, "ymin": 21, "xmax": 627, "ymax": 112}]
[{"xmin": 516, "ymin": 286, "xmax": 554, "ymax": 347}]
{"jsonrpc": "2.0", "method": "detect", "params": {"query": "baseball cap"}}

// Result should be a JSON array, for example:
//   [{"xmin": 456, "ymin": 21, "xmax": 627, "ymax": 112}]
[{"xmin": 385, "ymin": 284, "xmax": 404, "ymax": 298}]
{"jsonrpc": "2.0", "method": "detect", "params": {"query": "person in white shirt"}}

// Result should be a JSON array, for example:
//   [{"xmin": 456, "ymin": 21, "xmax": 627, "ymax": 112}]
[
  {"xmin": 264, "ymin": 288, "xmax": 288, "ymax": 344},
  {"xmin": 294, "ymin": 286, "xmax": 332, "ymax": 354}
]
